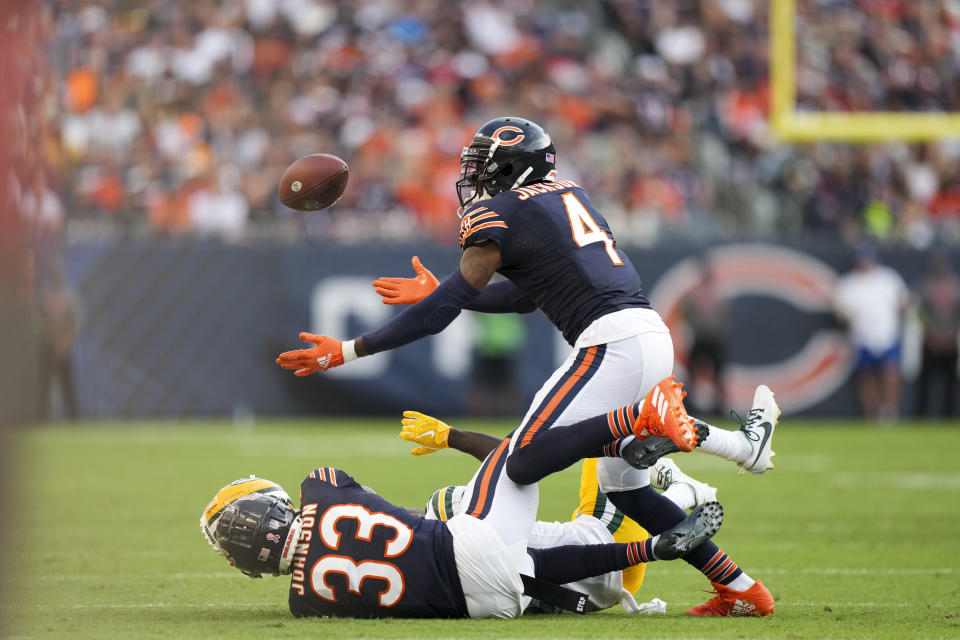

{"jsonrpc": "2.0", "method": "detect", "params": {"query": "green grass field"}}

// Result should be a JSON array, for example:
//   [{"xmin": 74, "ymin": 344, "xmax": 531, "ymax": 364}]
[{"xmin": 4, "ymin": 418, "xmax": 960, "ymax": 639}]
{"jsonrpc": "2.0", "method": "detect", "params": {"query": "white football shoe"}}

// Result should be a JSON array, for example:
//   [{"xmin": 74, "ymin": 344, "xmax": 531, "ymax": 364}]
[
  {"xmin": 651, "ymin": 457, "xmax": 718, "ymax": 507},
  {"xmin": 737, "ymin": 385, "xmax": 781, "ymax": 476}
]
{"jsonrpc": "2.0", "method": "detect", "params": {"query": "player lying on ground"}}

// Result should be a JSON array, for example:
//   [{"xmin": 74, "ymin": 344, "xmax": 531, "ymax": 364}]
[
  {"xmin": 277, "ymin": 117, "xmax": 777, "ymax": 615},
  {"xmin": 409, "ymin": 413, "xmax": 718, "ymax": 609},
  {"xmin": 201, "ymin": 379, "xmax": 724, "ymax": 618},
  {"xmin": 419, "ymin": 484, "xmax": 661, "ymax": 614}
]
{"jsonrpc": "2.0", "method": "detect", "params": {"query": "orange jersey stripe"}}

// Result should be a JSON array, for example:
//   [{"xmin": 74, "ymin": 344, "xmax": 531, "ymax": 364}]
[
  {"xmin": 468, "ymin": 211, "xmax": 500, "ymax": 224},
  {"xmin": 469, "ymin": 438, "xmax": 511, "ymax": 517},
  {"xmin": 521, "ymin": 346, "xmax": 599, "ymax": 447},
  {"xmin": 462, "ymin": 221, "xmax": 508, "ymax": 242}
]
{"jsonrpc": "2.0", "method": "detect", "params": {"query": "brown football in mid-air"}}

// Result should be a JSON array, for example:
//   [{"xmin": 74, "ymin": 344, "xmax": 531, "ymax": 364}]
[{"xmin": 278, "ymin": 154, "xmax": 349, "ymax": 211}]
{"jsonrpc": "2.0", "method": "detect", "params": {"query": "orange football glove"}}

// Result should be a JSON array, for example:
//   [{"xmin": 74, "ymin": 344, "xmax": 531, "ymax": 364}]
[
  {"xmin": 276, "ymin": 332, "xmax": 351, "ymax": 376},
  {"xmin": 372, "ymin": 256, "xmax": 439, "ymax": 305}
]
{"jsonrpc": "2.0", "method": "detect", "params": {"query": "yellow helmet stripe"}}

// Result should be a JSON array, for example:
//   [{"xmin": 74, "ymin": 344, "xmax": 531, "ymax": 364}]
[
  {"xmin": 202, "ymin": 479, "xmax": 279, "ymax": 524},
  {"xmin": 437, "ymin": 487, "xmax": 448, "ymax": 521}
]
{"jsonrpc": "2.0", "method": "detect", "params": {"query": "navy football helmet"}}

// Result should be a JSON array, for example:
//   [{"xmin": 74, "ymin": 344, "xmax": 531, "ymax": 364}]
[
  {"xmin": 214, "ymin": 492, "xmax": 300, "ymax": 578},
  {"xmin": 456, "ymin": 116, "xmax": 556, "ymax": 212}
]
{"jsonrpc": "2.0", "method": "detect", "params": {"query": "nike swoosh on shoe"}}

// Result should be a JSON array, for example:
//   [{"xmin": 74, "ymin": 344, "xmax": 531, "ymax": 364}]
[{"xmin": 748, "ymin": 422, "xmax": 773, "ymax": 468}]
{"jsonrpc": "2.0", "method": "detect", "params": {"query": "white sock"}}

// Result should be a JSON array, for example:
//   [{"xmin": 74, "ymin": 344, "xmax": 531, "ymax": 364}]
[
  {"xmin": 663, "ymin": 483, "xmax": 696, "ymax": 511},
  {"xmin": 697, "ymin": 423, "xmax": 751, "ymax": 464},
  {"xmin": 726, "ymin": 572, "xmax": 755, "ymax": 591}
]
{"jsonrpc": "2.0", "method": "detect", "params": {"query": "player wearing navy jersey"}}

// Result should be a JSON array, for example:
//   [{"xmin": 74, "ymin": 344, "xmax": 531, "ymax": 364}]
[
  {"xmin": 459, "ymin": 178, "xmax": 651, "ymax": 345},
  {"xmin": 289, "ymin": 468, "xmax": 467, "ymax": 618},
  {"xmin": 201, "ymin": 379, "xmax": 725, "ymax": 619},
  {"xmin": 276, "ymin": 117, "xmax": 779, "ymax": 616}
]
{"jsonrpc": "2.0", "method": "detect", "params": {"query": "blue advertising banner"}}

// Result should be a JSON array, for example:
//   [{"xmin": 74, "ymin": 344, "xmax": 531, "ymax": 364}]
[{"xmin": 64, "ymin": 241, "xmax": 943, "ymax": 418}]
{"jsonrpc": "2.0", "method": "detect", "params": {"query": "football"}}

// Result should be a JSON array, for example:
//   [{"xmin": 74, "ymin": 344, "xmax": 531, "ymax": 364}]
[{"xmin": 278, "ymin": 154, "xmax": 349, "ymax": 211}]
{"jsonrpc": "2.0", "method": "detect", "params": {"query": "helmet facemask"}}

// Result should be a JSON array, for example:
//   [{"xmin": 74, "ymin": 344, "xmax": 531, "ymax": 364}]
[
  {"xmin": 214, "ymin": 494, "xmax": 300, "ymax": 579},
  {"xmin": 200, "ymin": 476, "xmax": 293, "ymax": 557},
  {"xmin": 456, "ymin": 138, "xmax": 498, "ymax": 214}
]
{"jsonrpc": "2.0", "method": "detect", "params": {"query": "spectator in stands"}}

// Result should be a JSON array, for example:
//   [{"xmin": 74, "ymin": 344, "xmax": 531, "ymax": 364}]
[
  {"xmin": 834, "ymin": 244, "xmax": 910, "ymax": 423},
  {"xmin": 187, "ymin": 167, "xmax": 250, "ymax": 242},
  {"xmin": 42, "ymin": 0, "xmax": 960, "ymax": 246},
  {"xmin": 914, "ymin": 253, "xmax": 960, "ymax": 418}
]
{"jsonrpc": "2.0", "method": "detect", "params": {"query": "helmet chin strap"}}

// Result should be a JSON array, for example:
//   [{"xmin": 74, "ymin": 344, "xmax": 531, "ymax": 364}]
[
  {"xmin": 278, "ymin": 515, "xmax": 303, "ymax": 575},
  {"xmin": 511, "ymin": 166, "xmax": 533, "ymax": 189}
]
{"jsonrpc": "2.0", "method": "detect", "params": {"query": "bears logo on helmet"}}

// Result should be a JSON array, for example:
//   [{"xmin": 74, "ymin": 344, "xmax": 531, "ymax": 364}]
[
  {"xmin": 456, "ymin": 116, "xmax": 557, "ymax": 212},
  {"xmin": 492, "ymin": 125, "xmax": 525, "ymax": 146}
]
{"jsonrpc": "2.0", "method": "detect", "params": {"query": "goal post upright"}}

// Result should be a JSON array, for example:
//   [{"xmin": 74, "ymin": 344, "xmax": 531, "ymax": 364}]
[{"xmin": 769, "ymin": 0, "xmax": 960, "ymax": 142}]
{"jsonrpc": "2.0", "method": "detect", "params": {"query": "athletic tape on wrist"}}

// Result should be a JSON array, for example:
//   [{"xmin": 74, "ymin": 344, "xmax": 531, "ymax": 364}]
[{"xmin": 341, "ymin": 339, "xmax": 358, "ymax": 363}]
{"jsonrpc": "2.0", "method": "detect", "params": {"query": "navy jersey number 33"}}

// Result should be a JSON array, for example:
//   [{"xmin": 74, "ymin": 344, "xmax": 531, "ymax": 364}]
[{"xmin": 288, "ymin": 468, "xmax": 467, "ymax": 619}]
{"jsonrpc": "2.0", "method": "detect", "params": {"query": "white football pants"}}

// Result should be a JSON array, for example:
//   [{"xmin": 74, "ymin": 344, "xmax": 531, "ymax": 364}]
[{"xmin": 457, "ymin": 328, "xmax": 675, "ymax": 570}]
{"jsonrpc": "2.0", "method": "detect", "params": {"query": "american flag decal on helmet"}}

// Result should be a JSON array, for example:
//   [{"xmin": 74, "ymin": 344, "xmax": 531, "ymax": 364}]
[{"xmin": 545, "ymin": 152, "xmax": 555, "ymax": 162}]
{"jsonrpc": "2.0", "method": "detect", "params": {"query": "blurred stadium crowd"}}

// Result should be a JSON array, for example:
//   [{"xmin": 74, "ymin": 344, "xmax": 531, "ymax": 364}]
[{"xmin": 20, "ymin": 0, "xmax": 960, "ymax": 247}]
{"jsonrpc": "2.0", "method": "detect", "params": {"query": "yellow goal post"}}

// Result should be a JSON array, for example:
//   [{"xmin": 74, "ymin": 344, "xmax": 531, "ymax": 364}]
[{"xmin": 770, "ymin": 0, "xmax": 960, "ymax": 142}]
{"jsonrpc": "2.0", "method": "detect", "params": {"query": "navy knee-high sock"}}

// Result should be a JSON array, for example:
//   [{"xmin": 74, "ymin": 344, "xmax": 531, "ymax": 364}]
[
  {"xmin": 607, "ymin": 486, "xmax": 745, "ymax": 586},
  {"xmin": 607, "ymin": 485, "xmax": 685, "ymax": 534},
  {"xmin": 527, "ymin": 541, "xmax": 656, "ymax": 584},
  {"xmin": 506, "ymin": 404, "xmax": 638, "ymax": 485}
]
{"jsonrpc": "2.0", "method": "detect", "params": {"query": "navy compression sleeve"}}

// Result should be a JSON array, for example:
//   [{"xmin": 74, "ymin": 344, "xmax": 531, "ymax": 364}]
[
  {"xmin": 361, "ymin": 269, "xmax": 482, "ymax": 355},
  {"xmin": 464, "ymin": 280, "xmax": 537, "ymax": 314}
]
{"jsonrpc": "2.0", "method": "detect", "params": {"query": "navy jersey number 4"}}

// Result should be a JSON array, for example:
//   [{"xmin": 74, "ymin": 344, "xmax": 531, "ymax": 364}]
[
  {"xmin": 459, "ymin": 180, "xmax": 650, "ymax": 345},
  {"xmin": 288, "ymin": 468, "xmax": 467, "ymax": 619}
]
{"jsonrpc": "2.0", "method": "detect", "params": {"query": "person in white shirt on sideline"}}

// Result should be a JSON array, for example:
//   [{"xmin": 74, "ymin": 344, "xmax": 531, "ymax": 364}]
[{"xmin": 833, "ymin": 244, "xmax": 910, "ymax": 422}]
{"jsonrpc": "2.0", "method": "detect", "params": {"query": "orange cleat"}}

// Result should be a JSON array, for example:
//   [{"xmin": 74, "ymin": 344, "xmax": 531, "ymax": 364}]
[
  {"xmin": 633, "ymin": 376, "xmax": 699, "ymax": 452},
  {"xmin": 685, "ymin": 580, "xmax": 775, "ymax": 617}
]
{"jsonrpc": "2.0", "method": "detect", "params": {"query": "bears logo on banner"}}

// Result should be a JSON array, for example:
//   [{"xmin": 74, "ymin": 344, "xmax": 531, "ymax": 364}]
[{"xmin": 649, "ymin": 244, "xmax": 852, "ymax": 413}]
